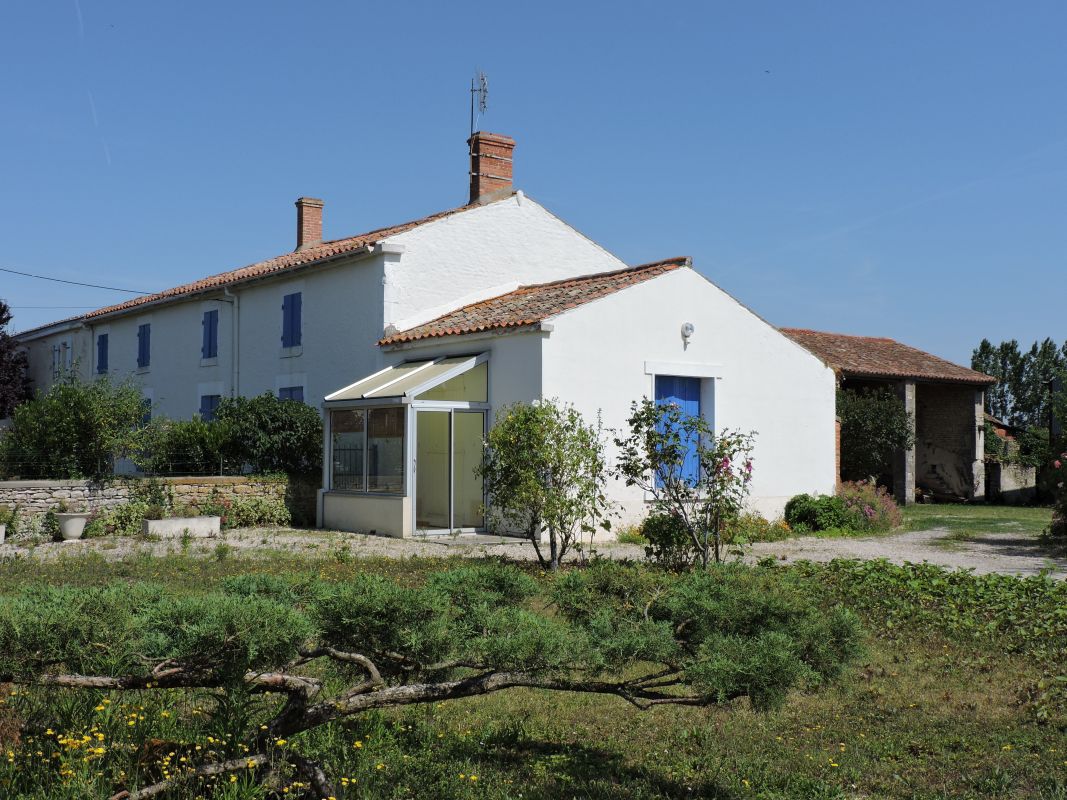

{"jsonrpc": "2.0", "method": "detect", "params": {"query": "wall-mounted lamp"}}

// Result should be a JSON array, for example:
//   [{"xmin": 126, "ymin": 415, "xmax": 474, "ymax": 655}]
[{"xmin": 681, "ymin": 322, "xmax": 695, "ymax": 343}]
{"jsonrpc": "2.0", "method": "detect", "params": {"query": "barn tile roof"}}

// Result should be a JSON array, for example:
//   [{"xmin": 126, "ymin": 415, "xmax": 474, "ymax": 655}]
[
  {"xmin": 782, "ymin": 328, "xmax": 996, "ymax": 385},
  {"xmin": 17, "ymin": 202, "xmax": 479, "ymax": 337},
  {"xmin": 379, "ymin": 257, "xmax": 690, "ymax": 346}
]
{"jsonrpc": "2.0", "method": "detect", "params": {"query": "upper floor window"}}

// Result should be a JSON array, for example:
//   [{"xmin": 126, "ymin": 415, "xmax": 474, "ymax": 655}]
[
  {"xmin": 279, "ymin": 386, "xmax": 304, "ymax": 403},
  {"xmin": 281, "ymin": 292, "xmax": 302, "ymax": 348},
  {"xmin": 52, "ymin": 341, "xmax": 72, "ymax": 378},
  {"xmin": 137, "ymin": 324, "xmax": 151, "ymax": 369},
  {"xmin": 96, "ymin": 334, "xmax": 109, "ymax": 374},
  {"xmin": 201, "ymin": 309, "xmax": 219, "ymax": 359},
  {"xmin": 654, "ymin": 375, "xmax": 702, "ymax": 487}
]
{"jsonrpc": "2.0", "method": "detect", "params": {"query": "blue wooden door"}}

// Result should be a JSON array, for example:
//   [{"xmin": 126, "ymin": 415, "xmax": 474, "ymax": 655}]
[{"xmin": 654, "ymin": 376, "xmax": 701, "ymax": 486}]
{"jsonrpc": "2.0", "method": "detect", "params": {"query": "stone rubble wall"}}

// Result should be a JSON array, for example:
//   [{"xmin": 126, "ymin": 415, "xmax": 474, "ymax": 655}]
[{"xmin": 0, "ymin": 476, "xmax": 288, "ymax": 518}]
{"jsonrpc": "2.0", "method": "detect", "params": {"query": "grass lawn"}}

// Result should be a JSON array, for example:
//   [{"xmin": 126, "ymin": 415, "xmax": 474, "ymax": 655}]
[
  {"xmin": 1, "ymin": 552, "xmax": 1065, "ymax": 799},
  {"xmin": 903, "ymin": 504, "xmax": 1054, "ymax": 538}
]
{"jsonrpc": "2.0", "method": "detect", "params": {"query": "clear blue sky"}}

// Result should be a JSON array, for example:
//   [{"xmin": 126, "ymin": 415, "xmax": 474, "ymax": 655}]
[{"xmin": 2, "ymin": 1, "xmax": 1064, "ymax": 365}]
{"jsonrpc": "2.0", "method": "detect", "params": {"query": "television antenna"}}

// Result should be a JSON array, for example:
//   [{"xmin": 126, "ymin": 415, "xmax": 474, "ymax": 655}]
[{"xmin": 470, "ymin": 71, "xmax": 488, "ymax": 137}]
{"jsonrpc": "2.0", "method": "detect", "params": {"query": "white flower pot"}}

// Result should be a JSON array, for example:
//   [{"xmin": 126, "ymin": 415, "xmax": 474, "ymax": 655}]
[{"xmin": 57, "ymin": 513, "xmax": 89, "ymax": 541}]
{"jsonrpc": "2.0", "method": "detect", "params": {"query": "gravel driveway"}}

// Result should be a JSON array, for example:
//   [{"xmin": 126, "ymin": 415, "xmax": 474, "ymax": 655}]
[{"xmin": 2, "ymin": 525, "xmax": 1064, "ymax": 579}]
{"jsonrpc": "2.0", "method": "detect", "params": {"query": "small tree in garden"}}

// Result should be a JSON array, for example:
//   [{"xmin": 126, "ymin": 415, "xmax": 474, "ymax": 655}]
[
  {"xmin": 0, "ymin": 375, "xmax": 147, "ymax": 481},
  {"xmin": 0, "ymin": 299, "xmax": 30, "ymax": 419},
  {"xmin": 614, "ymin": 398, "xmax": 755, "ymax": 567},
  {"xmin": 836, "ymin": 387, "xmax": 914, "ymax": 483},
  {"xmin": 478, "ymin": 399, "xmax": 612, "ymax": 570}
]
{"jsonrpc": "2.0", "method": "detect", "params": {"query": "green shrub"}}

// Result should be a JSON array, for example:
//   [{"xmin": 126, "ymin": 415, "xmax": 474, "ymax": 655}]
[
  {"xmin": 784, "ymin": 494, "xmax": 849, "ymax": 533},
  {"xmin": 215, "ymin": 393, "xmax": 322, "ymax": 476},
  {"xmin": 836, "ymin": 481, "xmax": 901, "ymax": 532},
  {"xmin": 614, "ymin": 524, "xmax": 648, "ymax": 545},
  {"xmin": 195, "ymin": 491, "xmax": 291, "ymax": 529},
  {"xmin": 724, "ymin": 511, "xmax": 793, "ymax": 543},
  {"xmin": 138, "ymin": 417, "xmax": 226, "ymax": 476},
  {"xmin": 0, "ymin": 376, "xmax": 148, "ymax": 481},
  {"xmin": 1049, "ymin": 451, "xmax": 1067, "ymax": 536},
  {"xmin": 83, "ymin": 501, "xmax": 150, "ymax": 538},
  {"xmin": 641, "ymin": 512, "xmax": 697, "ymax": 571},
  {"xmin": 0, "ymin": 504, "xmax": 19, "ymax": 534}
]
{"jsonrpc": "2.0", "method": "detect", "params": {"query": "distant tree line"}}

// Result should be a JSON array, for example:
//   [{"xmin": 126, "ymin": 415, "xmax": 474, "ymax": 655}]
[{"xmin": 972, "ymin": 337, "xmax": 1066, "ymax": 473}]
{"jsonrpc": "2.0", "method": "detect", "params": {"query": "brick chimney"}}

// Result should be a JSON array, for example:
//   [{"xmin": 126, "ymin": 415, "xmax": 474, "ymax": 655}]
[
  {"xmin": 294, "ymin": 197, "xmax": 324, "ymax": 251},
  {"xmin": 468, "ymin": 132, "xmax": 515, "ymax": 205}
]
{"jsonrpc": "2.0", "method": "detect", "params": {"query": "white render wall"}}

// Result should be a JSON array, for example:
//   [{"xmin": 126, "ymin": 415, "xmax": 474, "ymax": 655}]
[
  {"xmin": 540, "ymin": 268, "xmax": 838, "ymax": 522},
  {"xmin": 383, "ymin": 195, "xmax": 627, "ymax": 331},
  {"xmin": 18, "ymin": 195, "xmax": 625, "ymax": 420}
]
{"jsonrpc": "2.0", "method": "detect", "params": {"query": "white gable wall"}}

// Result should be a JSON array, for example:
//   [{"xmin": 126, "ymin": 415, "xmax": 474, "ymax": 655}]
[
  {"xmin": 540, "ymin": 268, "xmax": 837, "ymax": 522},
  {"xmin": 383, "ymin": 196, "xmax": 627, "ymax": 330}
]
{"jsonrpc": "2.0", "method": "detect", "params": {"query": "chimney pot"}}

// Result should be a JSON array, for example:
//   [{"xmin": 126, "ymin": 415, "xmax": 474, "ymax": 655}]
[
  {"xmin": 295, "ymin": 197, "xmax": 324, "ymax": 251},
  {"xmin": 468, "ymin": 132, "xmax": 515, "ymax": 205}
]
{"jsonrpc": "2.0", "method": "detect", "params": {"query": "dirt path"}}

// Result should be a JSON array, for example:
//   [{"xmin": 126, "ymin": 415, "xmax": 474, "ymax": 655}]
[
  {"xmin": 2, "ymin": 526, "xmax": 1064, "ymax": 579},
  {"xmin": 745, "ymin": 528, "xmax": 1067, "ymax": 579}
]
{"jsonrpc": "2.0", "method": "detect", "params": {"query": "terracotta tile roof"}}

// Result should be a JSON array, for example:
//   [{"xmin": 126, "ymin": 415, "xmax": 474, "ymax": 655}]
[
  {"xmin": 15, "ymin": 203, "xmax": 479, "ymax": 337},
  {"xmin": 380, "ymin": 257, "xmax": 691, "ymax": 346},
  {"xmin": 782, "ymin": 328, "xmax": 996, "ymax": 385}
]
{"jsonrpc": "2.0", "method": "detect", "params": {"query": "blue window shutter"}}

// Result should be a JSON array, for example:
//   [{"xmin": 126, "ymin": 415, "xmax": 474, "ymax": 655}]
[
  {"xmin": 291, "ymin": 292, "xmax": 302, "ymax": 346},
  {"xmin": 200, "ymin": 394, "xmax": 220, "ymax": 421},
  {"xmin": 97, "ymin": 334, "xmax": 108, "ymax": 374},
  {"xmin": 654, "ymin": 376, "xmax": 702, "ymax": 486},
  {"xmin": 137, "ymin": 324, "xmax": 151, "ymax": 368},
  {"xmin": 282, "ymin": 293, "xmax": 303, "ymax": 348},
  {"xmin": 281, "ymin": 295, "xmax": 292, "ymax": 346},
  {"xmin": 202, "ymin": 310, "xmax": 218, "ymax": 358}
]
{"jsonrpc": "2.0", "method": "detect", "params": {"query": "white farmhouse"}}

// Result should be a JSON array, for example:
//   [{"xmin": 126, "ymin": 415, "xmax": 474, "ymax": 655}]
[{"xmin": 15, "ymin": 132, "xmax": 837, "ymax": 536}]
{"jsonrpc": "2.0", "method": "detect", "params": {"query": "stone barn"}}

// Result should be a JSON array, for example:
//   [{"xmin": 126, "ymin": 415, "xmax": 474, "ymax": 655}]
[{"xmin": 783, "ymin": 329, "xmax": 996, "ymax": 504}]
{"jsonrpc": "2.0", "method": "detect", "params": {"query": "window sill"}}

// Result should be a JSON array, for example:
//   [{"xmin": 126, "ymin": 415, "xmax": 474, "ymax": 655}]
[
  {"xmin": 136, "ymin": 366, "xmax": 151, "ymax": 375},
  {"xmin": 280, "ymin": 346, "xmax": 303, "ymax": 359},
  {"xmin": 200, "ymin": 357, "xmax": 218, "ymax": 367}
]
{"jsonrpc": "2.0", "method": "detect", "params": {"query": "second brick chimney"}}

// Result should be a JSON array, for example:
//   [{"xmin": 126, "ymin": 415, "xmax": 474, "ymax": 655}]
[
  {"xmin": 295, "ymin": 197, "xmax": 324, "ymax": 251},
  {"xmin": 468, "ymin": 132, "xmax": 515, "ymax": 205}
]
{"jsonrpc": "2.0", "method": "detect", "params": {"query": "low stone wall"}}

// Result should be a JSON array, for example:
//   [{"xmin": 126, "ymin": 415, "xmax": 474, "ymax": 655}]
[
  {"xmin": 985, "ymin": 461, "xmax": 1037, "ymax": 505},
  {"xmin": 0, "ymin": 476, "xmax": 289, "ymax": 518}
]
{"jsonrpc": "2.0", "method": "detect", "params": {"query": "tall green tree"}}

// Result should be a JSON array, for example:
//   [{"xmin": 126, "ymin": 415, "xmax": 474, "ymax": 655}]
[
  {"xmin": 479, "ymin": 400, "xmax": 612, "ymax": 570},
  {"xmin": 0, "ymin": 300, "xmax": 30, "ymax": 419},
  {"xmin": 972, "ymin": 337, "xmax": 1066, "ymax": 429}
]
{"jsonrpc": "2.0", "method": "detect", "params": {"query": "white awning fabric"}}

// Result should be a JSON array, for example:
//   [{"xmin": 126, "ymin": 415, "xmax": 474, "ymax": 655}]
[{"xmin": 325, "ymin": 355, "xmax": 481, "ymax": 404}]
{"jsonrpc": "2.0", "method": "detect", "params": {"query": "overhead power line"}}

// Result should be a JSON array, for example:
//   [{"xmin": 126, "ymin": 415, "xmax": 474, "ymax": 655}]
[{"xmin": 0, "ymin": 266, "xmax": 153, "ymax": 295}]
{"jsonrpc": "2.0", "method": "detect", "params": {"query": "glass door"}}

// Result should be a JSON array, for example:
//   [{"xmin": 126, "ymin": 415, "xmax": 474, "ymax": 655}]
[
  {"xmin": 415, "ymin": 409, "xmax": 485, "ymax": 532},
  {"xmin": 453, "ymin": 411, "xmax": 485, "ymax": 529},
  {"xmin": 415, "ymin": 411, "xmax": 450, "ymax": 530}
]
